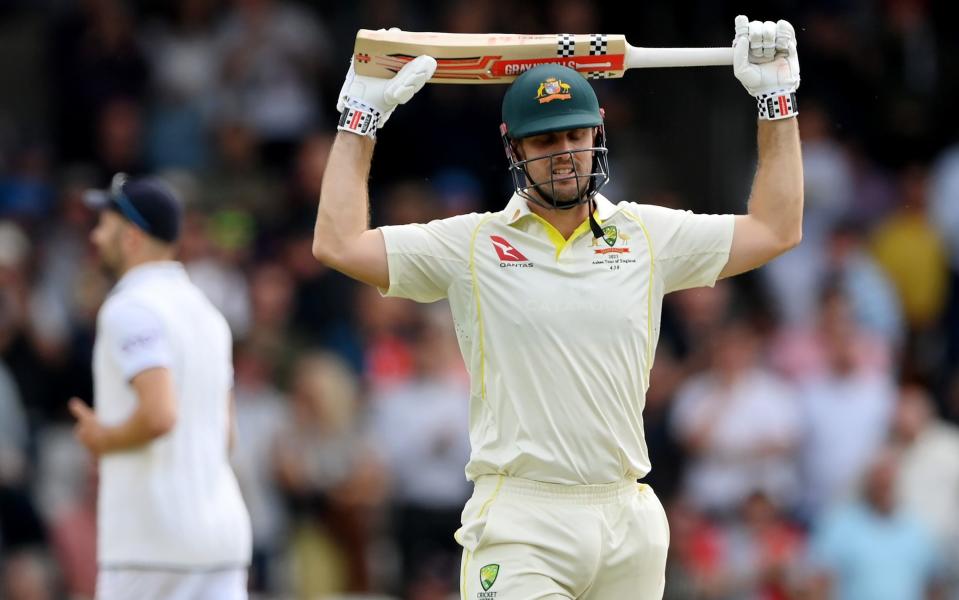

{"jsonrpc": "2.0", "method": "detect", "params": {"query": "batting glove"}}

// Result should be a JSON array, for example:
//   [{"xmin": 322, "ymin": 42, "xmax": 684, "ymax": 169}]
[
  {"xmin": 733, "ymin": 15, "xmax": 800, "ymax": 120},
  {"xmin": 336, "ymin": 33, "xmax": 436, "ymax": 139}
]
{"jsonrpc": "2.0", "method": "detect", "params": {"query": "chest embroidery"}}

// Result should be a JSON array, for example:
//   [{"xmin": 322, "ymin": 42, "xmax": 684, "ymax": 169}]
[{"xmin": 590, "ymin": 225, "xmax": 637, "ymax": 269}]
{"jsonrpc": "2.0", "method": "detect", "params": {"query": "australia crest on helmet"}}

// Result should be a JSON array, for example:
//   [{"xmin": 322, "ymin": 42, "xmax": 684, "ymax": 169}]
[{"xmin": 536, "ymin": 77, "xmax": 572, "ymax": 104}]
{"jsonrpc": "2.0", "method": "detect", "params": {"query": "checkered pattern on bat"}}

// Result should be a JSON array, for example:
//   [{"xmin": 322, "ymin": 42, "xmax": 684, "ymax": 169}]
[
  {"xmin": 588, "ymin": 34, "xmax": 608, "ymax": 55},
  {"xmin": 557, "ymin": 34, "xmax": 575, "ymax": 57}
]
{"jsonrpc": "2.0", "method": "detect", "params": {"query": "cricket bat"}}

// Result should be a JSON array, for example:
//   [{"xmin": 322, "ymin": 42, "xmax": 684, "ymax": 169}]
[{"xmin": 354, "ymin": 30, "xmax": 735, "ymax": 84}]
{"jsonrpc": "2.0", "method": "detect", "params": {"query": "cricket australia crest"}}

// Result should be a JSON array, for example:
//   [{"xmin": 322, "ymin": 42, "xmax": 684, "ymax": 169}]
[{"xmin": 480, "ymin": 563, "xmax": 500, "ymax": 591}]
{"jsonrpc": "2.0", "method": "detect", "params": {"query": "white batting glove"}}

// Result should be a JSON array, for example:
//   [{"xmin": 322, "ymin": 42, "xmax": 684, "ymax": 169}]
[
  {"xmin": 336, "ymin": 39, "xmax": 437, "ymax": 139},
  {"xmin": 733, "ymin": 15, "xmax": 800, "ymax": 120}
]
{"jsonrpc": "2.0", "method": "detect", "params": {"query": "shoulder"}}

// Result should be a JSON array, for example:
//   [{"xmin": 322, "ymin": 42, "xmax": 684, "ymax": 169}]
[
  {"xmin": 379, "ymin": 211, "xmax": 498, "ymax": 249},
  {"xmin": 99, "ymin": 291, "xmax": 159, "ymax": 332},
  {"xmin": 425, "ymin": 211, "xmax": 496, "ymax": 232},
  {"xmin": 617, "ymin": 202, "xmax": 690, "ymax": 224}
]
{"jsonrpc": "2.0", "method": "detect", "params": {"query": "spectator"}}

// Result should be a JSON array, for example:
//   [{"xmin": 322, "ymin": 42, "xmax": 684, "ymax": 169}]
[
  {"xmin": 143, "ymin": 0, "xmax": 221, "ymax": 170},
  {"xmin": 198, "ymin": 120, "xmax": 283, "ymax": 219},
  {"xmin": 671, "ymin": 315, "xmax": 802, "ymax": 516},
  {"xmin": 871, "ymin": 164, "xmax": 949, "ymax": 382},
  {"xmin": 662, "ymin": 498, "xmax": 726, "ymax": 600},
  {"xmin": 807, "ymin": 447, "xmax": 941, "ymax": 600},
  {"xmin": 824, "ymin": 220, "xmax": 904, "ymax": 349},
  {"xmin": 719, "ymin": 491, "xmax": 806, "ymax": 600},
  {"xmin": 231, "ymin": 340, "xmax": 290, "ymax": 593},
  {"xmin": 794, "ymin": 288, "xmax": 896, "ymax": 519},
  {"xmin": 355, "ymin": 286, "xmax": 418, "ymax": 394},
  {"xmin": 891, "ymin": 383, "xmax": 959, "ymax": 596},
  {"xmin": 49, "ymin": 0, "xmax": 149, "ymax": 162},
  {"xmin": 180, "ymin": 209, "xmax": 253, "ymax": 338},
  {"xmin": 370, "ymin": 307, "xmax": 471, "ymax": 597},
  {"xmin": 273, "ymin": 352, "xmax": 386, "ymax": 596},
  {"xmin": 93, "ymin": 98, "xmax": 146, "ymax": 179},
  {"xmin": 929, "ymin": 143, "xmax": 959, "ymax": 370},
  {"xmin": 214, "ymin": 0, "xmax": 330, "ymax": 167}
]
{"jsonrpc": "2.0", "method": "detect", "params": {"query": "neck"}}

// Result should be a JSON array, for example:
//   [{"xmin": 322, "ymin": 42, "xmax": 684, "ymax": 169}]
[
  {"xmin": 527, "ymin": 200, "xmax": 590, "ymax": 239},
  {"xmin": 119, "ymin": 254, "xmax": 173, "ymax": 278}
]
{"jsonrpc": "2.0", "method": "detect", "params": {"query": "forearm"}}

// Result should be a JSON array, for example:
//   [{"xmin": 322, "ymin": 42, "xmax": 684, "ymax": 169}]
[
  {"xmin": 99, "ymin": 408, "xmax": 172, "ymax": 453},
  {"xmin": 749, "ymin": 118, "xmax": 803, "ymax": 246},
  {"xmin": 312, "ymin": 133, "xmax": 375, "ymax": 261}
]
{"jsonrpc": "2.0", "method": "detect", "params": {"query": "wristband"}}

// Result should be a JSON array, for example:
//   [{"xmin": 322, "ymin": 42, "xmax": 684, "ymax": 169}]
[
  {"xmin": 757, "ymin": 90, "xmax": 798, "ymax": 120},
  {"xmin": 337, "ymin": 103, "xmax": 380, "ymax": 138}
]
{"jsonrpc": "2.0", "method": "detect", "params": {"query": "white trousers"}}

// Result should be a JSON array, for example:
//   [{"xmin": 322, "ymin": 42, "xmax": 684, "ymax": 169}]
[
  {"xmin": 96, "ymin": 567, "xmax": 247, "ymax": 600},
  {"xmin": 456, "ymin": 476, "xmax": 670, "ymax": 600}
]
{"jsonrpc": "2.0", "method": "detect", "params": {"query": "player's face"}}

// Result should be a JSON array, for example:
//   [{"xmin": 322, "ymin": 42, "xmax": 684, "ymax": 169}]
[
  {"xmin": 90, "ymin": 210, "xmax": 126, "ymax": 274},
  {"xmin": 519, "ymin": 127, "xmax": 596, "ymax": 204}
]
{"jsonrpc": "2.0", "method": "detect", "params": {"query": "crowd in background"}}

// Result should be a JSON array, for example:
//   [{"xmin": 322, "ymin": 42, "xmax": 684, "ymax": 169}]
[{"xmin": 0, "ymin": 0, "xmax": 958, "ymax": 599}]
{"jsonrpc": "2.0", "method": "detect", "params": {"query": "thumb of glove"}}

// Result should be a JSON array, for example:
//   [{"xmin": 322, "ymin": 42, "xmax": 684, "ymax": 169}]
[{"xmin": 384, "ymin": 55, "xmax": 437, "ymax": 105}]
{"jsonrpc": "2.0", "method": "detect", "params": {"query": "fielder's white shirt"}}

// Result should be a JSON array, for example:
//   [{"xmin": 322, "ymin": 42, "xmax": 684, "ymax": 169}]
[
  {"xmin": 381, "ymin": 193, "xmax": 734, "ymax": 485},
  {"xmin": 93, "ymin": 262, "xmax": 251, "ymax": 568}
]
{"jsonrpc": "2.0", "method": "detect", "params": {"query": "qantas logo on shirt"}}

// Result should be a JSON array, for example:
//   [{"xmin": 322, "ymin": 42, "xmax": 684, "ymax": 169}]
[{"xmin": 490, "ymin": 236, "xmax": 533, "ymax": 268}]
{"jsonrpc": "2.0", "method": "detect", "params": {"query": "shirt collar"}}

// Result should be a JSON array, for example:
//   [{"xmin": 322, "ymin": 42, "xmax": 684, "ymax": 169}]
[
  {"xmin": 502, "ymin": 192, "xmax": 621, "ymax": 226},
  {"xmin": 115, "ymin": 261, "xmax": 187, "ymax": 291}
]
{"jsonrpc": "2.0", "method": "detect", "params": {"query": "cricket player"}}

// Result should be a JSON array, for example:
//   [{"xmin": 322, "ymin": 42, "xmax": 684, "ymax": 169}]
[
  {"xmin": 70, "ymin": 174, "xmax": 252, "ymax": 600},
  {"xmin": 314, "ymin": 15, "xmax": 802, "ymax": 599}
]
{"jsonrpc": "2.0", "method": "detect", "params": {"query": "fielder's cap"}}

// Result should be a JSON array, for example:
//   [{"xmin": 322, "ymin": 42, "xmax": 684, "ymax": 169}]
[
  {"xmin": 502, "ymin": 64, "xmax": 603, "ymax": 139},
  {"xmin": 84, "ymin": 173, "xmax": 183, "ymax": 243}
]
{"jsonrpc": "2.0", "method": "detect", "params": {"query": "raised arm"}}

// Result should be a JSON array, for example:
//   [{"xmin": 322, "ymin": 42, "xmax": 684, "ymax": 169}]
[
  {"xmin": 311, "ymin": 50, "xmax": 436, "ymax": 289},
  {"xmin": 312, "ymin": 134, "xmax": 388, "ymax": 288},
  {"xmin": 719, "ymin": 15, "xmax": 804, "ymax": 279}
]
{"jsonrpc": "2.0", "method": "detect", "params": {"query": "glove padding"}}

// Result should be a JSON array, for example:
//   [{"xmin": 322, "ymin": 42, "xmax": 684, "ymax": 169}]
[
  {"xmin": 337, "ymin": 47, "xmax": 437, "ymax": 138},
  {"xmin": 733, "ymin": 15, "xmax": 800, "ymax": 98}
]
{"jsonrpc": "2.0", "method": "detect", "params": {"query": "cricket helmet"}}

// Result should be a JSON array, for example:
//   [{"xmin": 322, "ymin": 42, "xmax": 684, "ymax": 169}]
[{"xmin": 500, "ymin": 64, "xmax": 610, "ymax": 215}]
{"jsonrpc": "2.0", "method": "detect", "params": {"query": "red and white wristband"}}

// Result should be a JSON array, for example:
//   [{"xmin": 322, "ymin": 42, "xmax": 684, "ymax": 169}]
[
  {"xmin": 757, "ymin": 89, "xmax": 799, "ymax": 120},
  {"xmin": 337, "ymin": 101, "xmax": 381, "ymax": 138}
]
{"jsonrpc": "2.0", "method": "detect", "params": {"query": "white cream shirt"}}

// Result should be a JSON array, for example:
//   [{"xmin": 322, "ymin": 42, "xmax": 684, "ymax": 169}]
[
  {"xmin": 93, "ymin": 262, "xmax": 251, "ymax": 568},
  {"xmin": 381, "ymin": 194, "xmax": 734, "ymax": 485}
]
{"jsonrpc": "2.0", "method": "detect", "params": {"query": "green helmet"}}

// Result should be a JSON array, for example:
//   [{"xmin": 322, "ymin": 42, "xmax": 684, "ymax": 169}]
[
  {"xmin": 500, "ymin": 64, "xmax": 610, "ymax": 223},
  {"xmin": 502, "ymin": 64, "xmax": 603, "ymax": 139}
]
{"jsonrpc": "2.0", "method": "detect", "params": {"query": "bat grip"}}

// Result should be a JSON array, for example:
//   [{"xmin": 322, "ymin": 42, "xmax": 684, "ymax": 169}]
[{"xmin": 626, "ymin": 45, "xmax": 734, "ymax": 68}]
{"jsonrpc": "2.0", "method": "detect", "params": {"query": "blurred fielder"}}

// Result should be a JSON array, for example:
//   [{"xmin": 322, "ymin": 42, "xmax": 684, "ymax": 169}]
[
  {"xmin": 70, "ymin": 175, "xmax": 252, "ymax": 600},
  {"xmin": 314, "ymin": 15, "xmax": 802, "ymax": 599}
]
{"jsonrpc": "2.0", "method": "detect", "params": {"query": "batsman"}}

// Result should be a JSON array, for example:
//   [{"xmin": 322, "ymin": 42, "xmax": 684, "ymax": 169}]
[{"xmin": 314, "ymin": 15, "xmax": 802, "ymax": 599}]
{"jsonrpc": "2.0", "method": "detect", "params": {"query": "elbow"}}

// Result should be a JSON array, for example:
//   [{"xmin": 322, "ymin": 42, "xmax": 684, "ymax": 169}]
[
  {"xmin": 312, "ymin": 237, "xmax": 336, "ymax": 266},
  {"xmin": 311, "ymin": 239, "xmax": 329, "ymax": 263},
  {"xmin": 783, "ymin": 225, "xmax": 802, "ymax": 251},
  {"xmin": 146, "ymin": 408, "xmax": 177, "ymax": 438}
]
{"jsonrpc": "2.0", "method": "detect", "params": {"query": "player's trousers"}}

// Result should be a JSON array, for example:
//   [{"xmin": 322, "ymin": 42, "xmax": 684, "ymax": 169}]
[
  {"xmin": 455, "ymin": 475, "xmax": 670, "ymax": 600},
  {"xmin": 96, "ymin": 567, "xmax": 247, "ymax": 600}
]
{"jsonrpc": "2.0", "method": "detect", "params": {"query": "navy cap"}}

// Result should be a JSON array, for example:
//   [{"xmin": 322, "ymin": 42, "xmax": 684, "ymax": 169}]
[{"xmin": 85, "ymin": 173, "xmax": 183, "ymax": 243}]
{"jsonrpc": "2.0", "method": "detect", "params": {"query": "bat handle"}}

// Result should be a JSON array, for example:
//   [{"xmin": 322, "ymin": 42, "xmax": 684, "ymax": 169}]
[{"xmin": 626, "ymin": 45, "xmax": 734, "ymax": 68}]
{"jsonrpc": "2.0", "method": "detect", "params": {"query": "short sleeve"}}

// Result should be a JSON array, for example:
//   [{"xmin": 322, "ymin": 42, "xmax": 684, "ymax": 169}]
[
  {"xmin": 100, "ymin": 299, "xmax": 173, "ymax": 380},
  {"xmin": 625, "ymin": 204, "xmax": 734, "ymax": 294},
  {"xmin": 379, "ymin": 213, "xmax": 485, "ymax": 302}
]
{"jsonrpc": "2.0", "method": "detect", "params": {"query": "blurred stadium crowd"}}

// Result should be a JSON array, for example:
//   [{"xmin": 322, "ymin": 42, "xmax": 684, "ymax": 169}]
[{"xmin": 0, "ymin": 0, "xmax": 957, "ymax": 599}]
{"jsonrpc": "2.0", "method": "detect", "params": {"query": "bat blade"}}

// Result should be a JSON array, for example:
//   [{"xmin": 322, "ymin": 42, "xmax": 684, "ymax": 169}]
[{"xmin": 353, "ymin": 30, "xmax": 629, "ymax": 84}]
